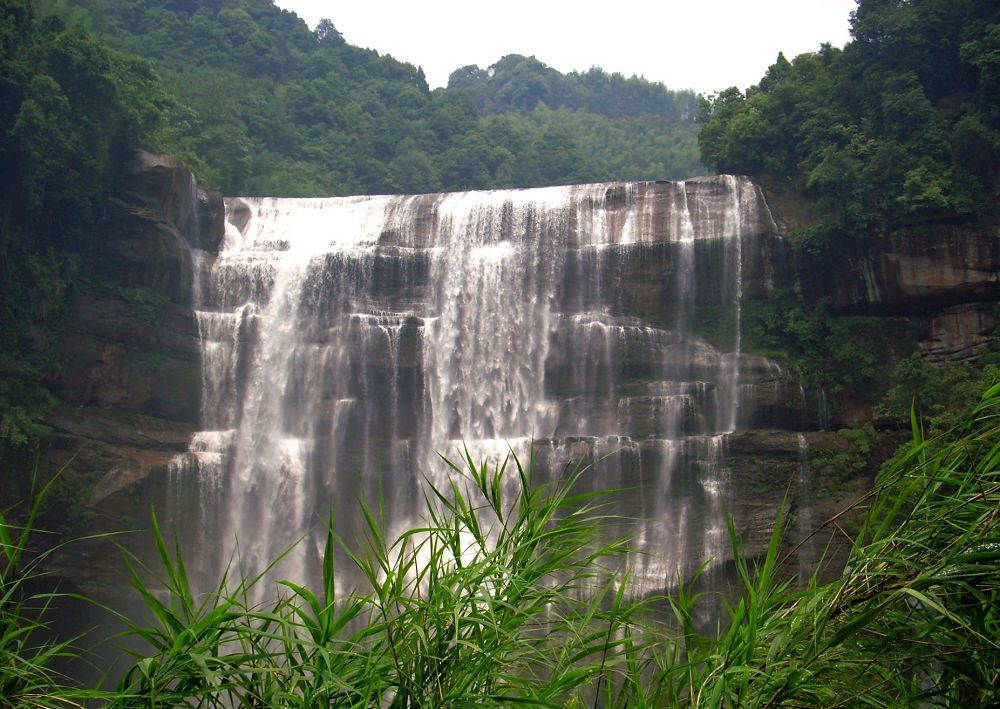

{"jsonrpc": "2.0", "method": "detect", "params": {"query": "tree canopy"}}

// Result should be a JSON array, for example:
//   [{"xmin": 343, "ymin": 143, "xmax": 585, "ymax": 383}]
[
  {"xmin": 31, "ymin": 0, "xmax": 703, "ymax": 196},
  {"xmin": 698, "ymin": 0, "xmax": 1000, "ymax": 250}
]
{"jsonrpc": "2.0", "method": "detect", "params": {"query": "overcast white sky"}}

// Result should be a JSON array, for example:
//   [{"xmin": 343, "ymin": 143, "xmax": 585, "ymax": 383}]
[{"xmin": 273, "ymin": 0, "xmax": 857, "ymax": 94}]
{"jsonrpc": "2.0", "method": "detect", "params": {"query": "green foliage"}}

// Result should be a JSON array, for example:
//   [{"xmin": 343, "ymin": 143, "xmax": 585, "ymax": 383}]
[
  {"xmin": 877, "ymin": 347, "xmax": 1000, "ymax": 430},
  {"xmin": 35, "ymin": 2, "xmax": 702, "ymax": 196},
  {"xmin": 450, "ymin": 54, "xmax": 699, "ymax": 121},
  {"xmin": 3, "ymin": 385, "xmax": 1000, "ymax": 704},
  {"xmin": 0, "ymin": 245, "xmax": 78, "ymax": 449},
  {"xmin": 0, "ymin": 12, "xmax": 165, "ymax": 232},
  {"xmin": 810, "ymin": 424, "xmax": 877, "ymax": 493},
  {"xmin": 0, "ymin": 466, "xmax": 99, "ymax": 706},
  {"xmin": 0, "ymin": 357, "xmax": 56, "ymax": 449},
  {"xmin": 105, "ymin": 451, "xmax": 647, "ymax": 706},
  {"xmin": 742, "ymin": 289, "xmax": 910, "ymax": 394},
  {"xmin": 836, "ymin": 422, "xmax": 875, "ymax": 455},
  {"xmin": 726, "ymin": 5, "xmax": 1000, "ymax": 418},
  {"xmin": 698, "ymin": 0, "xmax": 1000, "ymax": 247},
  {"xmin": 743, "ymin": 288, "xmax": 999, "ymax": 426}
]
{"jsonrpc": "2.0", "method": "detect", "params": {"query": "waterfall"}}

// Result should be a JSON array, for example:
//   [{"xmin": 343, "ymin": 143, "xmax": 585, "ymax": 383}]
[
  {"xmin": 796, "ymin": 433, "xmax": 816, "ymax": 585},
  {"xmin": 175, "ymin": 177, "xmax": 765, "ymax": 599}
]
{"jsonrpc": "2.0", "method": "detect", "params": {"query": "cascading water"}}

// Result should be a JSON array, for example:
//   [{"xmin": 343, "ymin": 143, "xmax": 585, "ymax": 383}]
[
  {"xmin": 171, "ymin": 176, "xmax": 767, "ymax": 599},
  {"xmin": 796, "ymin": 433, "xmax": 816, "ymax": 586}
]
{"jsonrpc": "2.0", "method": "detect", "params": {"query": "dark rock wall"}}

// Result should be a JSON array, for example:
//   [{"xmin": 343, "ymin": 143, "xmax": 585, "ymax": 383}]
[
  {"xmin": 788, "ymin": 215, "xmax": 999, "ymax": 366},
  {"xmin": 40, "ymin": 151, "xmax": 223, "ymax": 593},
  {"xmin": 53, "ymin": 151, "xmax": 224, "ymax": 420}
]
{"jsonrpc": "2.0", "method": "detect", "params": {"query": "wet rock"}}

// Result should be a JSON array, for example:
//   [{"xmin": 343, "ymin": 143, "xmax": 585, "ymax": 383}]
[
  {"xmin": 116, "ymin": 150, "xmax": 225, "ymax": 252},
  {"xmin": 100, "ymin": 207, "xmax": 195, "ymax": 304},
  {"xmin": 56, "ymin": 294, "xmax": 200, "ymax": 422},
  {"xmin": 801, "ymin": 222, "xmax": 999, "ymax": 315},
  {"xmin": 919, "ymin": 302, "xmax": 997, "ymax": 363},
  {"xmin": 46, "ymin": 407, "xmax": 193, "ymax": 451},
  {"xmin": 226, "ymin": 198, "xmax": 253, "ymax": 235}
]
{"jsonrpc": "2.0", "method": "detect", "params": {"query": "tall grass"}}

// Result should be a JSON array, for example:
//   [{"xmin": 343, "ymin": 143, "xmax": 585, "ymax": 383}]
[
  {"xmin": 107, "ymin": 449, "xmax": 651, "ymax": 707},
  {"xmin": 649, "ymin": 382, "xmax": 1000, "ymax": 706},
  {"xmin": 2, "ymin": 383, "xmax": 999, "ymax": 706},
  {"xmin": 0, "ymin": 467, "xmax": 96, "ymax": 708}
]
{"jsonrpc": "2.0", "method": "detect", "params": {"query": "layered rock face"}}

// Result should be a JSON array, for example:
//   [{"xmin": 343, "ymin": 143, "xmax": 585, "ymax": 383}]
[
  {"xmin": 797, "ymin": 219, "xmax": 999, "ymax": 365},
  {"xmin": 42, "ymin": 152, "xmax": 223, "ymax": 590},
  {"xmin": 56, "ymin": 152, "xmax": 225, "ymax": 420}
]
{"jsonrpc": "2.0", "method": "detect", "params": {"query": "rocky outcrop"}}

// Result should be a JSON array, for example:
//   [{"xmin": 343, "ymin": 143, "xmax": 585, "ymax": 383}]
[
  {"xmin": 41, "ymin": 151, "xmax": 222, "ymax": 592},
  {"xmin": 115, "ymin": 151, "xmax": 225, "ymax": 255},
  {"xmin": 752, "ymin": 194, "xmax": 999, "ymax": 430},
  {"xmin": 55, "ymin": 151, "xmax": 223, "ymax": 419},
  {"xmin": 779, "ymin": 216, "xmax": 999, "ymax": 366},
  {"xmin": 919, "ymin": 302, "xmax": 997, "ymax": 363},
  {"xmin": 812, "ymin": 223, "xmax": 998, "ymax": 315},
  {"xmin": 56, "ymin": 294, "xmax": 201, "ymax": 421},
  {"xmin": 97, "ymin": 152, "xmax": 223, "ymax": 303}
]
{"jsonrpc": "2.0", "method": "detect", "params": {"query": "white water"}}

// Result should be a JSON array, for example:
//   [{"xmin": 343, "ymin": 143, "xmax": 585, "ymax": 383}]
[
  {"xmin": 173, "ymin": 178, "xmax": 766, "ymax": 599},
  {"xmin": 796, "ymin": 432, "xmax": 817, "ymax": 586}
]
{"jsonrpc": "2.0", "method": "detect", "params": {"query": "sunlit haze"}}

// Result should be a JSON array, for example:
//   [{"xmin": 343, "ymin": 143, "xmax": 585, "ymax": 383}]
[{"xmin": 274, "ymin": 0, "xmax": 856, "ymax": 93}]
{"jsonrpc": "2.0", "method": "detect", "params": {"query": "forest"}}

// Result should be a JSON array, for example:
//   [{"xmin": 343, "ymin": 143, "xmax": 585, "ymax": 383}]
[
  {"xmin": 699, "ymin": 0, "xmax": 999, "ymax": 251},
  {"xmin": 30, "ymin": 0, "xmax": 704, "ymax": 196},
  {"xmin": 1, "ymin": 0, "xmax": 999, "ymax": 705}
]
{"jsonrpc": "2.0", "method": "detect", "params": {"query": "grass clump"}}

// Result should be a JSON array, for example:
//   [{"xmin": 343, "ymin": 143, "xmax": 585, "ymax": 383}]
[
  {"xmin": 2, "ymin": 384, "xmax": 1000, "ymax": 705},
  {"xmin": 1, "ymin": 468, "xmax": 98, "ymax": 708},
  {"xmin": 107, "ymin": 449, "xmax": 651, "ymax": 707}
]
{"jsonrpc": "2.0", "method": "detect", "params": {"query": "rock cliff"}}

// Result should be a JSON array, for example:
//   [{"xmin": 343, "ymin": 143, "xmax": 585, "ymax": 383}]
[
  {"xmin": 37, "ymin": 166, "xmax": 997, "ymax": 598},
  {"xmin": 765, "ymin": 187, "xmax": 999, "ymax": 368},
  {"xmin": 41, "ymin": 151, "xmax": 223, "ymax": 592}
]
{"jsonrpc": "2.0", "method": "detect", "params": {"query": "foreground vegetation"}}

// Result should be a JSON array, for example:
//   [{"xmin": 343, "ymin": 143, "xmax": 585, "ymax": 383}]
[{"xmin": 3, "ymin": 383, "xmax": 999, "ymax": 706}]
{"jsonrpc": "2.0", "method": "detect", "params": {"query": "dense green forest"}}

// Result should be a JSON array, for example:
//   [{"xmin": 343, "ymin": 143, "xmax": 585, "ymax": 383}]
[
  {"xmin": 32, "ymin": 0, "xmax": 703, "ymax": 196},
  {"xmin": 699, "ymin": 0, "xmax": 999, "ymax": 251}
]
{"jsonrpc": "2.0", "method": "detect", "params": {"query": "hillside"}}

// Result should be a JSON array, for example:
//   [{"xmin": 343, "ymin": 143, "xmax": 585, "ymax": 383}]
[{"xmin": 34, "ymin": 0, "xmax": 703, "ymax": 196}]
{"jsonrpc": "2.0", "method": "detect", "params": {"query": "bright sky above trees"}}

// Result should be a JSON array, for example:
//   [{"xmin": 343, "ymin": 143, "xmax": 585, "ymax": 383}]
[{"xmin": 274, "ymin": 0, "xmax": 856, "ymax": 93}]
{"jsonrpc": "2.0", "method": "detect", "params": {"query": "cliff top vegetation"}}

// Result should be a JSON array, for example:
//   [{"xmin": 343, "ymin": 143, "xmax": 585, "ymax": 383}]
[{"xmin": 699, "ymin": 0, "xmax": 1000, "ymax": 251}]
